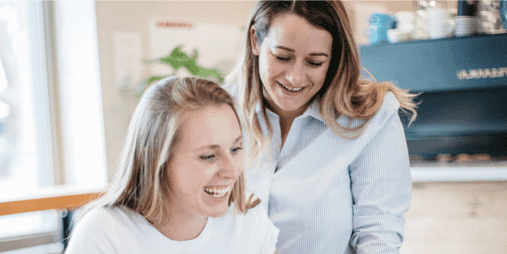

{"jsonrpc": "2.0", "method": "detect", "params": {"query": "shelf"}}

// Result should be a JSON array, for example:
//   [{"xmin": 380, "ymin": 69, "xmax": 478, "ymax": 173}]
[{"xmin": 411, "ymin": 166, "xmax": 507, "ymax": 182}]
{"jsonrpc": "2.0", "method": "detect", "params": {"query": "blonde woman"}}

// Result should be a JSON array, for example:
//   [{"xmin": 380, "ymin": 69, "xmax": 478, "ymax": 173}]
[
  {"xmin": 65, "ymin": 77, "xmax": 278, "ymax": 253},
  {"xmin": 225, "ymin": 0, "xmax": 418, "ymax": 253}
]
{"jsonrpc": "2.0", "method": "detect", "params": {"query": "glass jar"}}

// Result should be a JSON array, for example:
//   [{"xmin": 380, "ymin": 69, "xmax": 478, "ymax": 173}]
[{"xmin": 477, "ymin": 0, "xmax": 505, "ymax": 34}]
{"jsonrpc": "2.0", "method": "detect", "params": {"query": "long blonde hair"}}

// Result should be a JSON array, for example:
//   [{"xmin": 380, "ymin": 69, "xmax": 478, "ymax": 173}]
[
  {"xmin": 226, "ymin": 0, "xmax": 418, "ymax": 157},
  {"xmin": 83, "ymin": 77, "xmax": 258, "ymax": 227}
]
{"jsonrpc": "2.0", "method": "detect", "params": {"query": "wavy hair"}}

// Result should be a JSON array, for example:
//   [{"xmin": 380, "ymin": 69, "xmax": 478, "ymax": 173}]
[
  {"xmin": 82, "ymin": 77, "xmax": 259, "ymax": 227},
  {"xmin": 226, "ymin": 0, "xmax": 418, "ymax": 158}
]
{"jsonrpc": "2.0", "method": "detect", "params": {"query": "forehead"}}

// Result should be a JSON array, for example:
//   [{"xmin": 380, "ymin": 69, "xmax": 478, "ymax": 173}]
[
  {"xmin": 176, "ymin": 104, "xmax": 241, "ymax": 150},
  {"xmin": 265, "ymin": 14, "xmax": 333, "ymax": 53}
]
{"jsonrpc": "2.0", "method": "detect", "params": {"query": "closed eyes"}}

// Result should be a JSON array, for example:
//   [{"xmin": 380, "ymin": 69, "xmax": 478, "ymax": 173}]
[
  {"xmin": 274, "ymin": 55, "xmax": 324, "ymax": 67},
  {"xmin": 275, "ymin": 55, "xmax": 290, "ymax": 61}
]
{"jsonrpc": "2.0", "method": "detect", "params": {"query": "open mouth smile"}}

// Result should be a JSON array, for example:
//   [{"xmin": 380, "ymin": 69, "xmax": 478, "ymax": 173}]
[
  {"xmin": 203, "ymin": 185, "xmax": 232, "ymax": 198},
  {"xmin": 279, "ymin": 82, "xmax": 304, "ymax": 92}
]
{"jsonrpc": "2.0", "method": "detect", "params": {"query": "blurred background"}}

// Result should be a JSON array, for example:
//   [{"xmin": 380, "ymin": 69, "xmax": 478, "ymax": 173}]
[{"xmin": 0, "ymin": 1, "xmax": 506, "ymax": 253}]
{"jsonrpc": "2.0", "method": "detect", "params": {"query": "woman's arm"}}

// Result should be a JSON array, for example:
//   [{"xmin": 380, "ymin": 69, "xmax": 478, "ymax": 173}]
[{"xmin": 348, "ymin": 109, "xmax": 412, "ymax": 254}]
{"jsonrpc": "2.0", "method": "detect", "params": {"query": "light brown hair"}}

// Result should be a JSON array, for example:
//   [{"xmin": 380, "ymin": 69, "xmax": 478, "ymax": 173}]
[
  {"xmin": 226, "ymin": 0, "xmax": 418, "ymax": 158},
  {"xmin": 83, "ymin": 77, "xmax": 258, "ymax": 227}
]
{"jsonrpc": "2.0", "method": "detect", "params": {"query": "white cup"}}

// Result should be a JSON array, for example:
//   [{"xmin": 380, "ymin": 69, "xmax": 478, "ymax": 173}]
[
  {"xmin": 388, "ymin": 28, "xmax": 412, "ymax": 43},
  {"xmin": 395, "ymin": 11, "xmax": 416, "ymax": 34},
  {"xmin": 387, "ymin": 29, "xmax": 401, "ymax": 43},
  {"xmin": 455, "ymin": 16, "xmax": 478, "ymax": 36},
  {"xmin": 427, "ymin": 8, "xmax": 455, "ymax": 39}
]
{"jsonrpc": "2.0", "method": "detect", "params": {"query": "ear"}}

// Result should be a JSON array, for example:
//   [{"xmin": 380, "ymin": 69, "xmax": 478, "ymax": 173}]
[{"xmin": 250, "ymin": 26, "xmax": 260, "ymax": 56}]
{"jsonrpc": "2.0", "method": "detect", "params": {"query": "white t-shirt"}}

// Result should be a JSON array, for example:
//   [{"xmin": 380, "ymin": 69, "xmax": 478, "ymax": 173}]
[{"xmin": 65, "ymin": 204, "xmax": 278, "ymax": 254}]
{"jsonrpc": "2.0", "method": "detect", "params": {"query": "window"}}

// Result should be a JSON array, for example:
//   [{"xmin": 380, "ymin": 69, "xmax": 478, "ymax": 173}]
[
  {"xmin": 0, "ymin": 1, "xmax": 61, "ymax": 251},
  {"xmin": 0, "ymin": 1, "xmax": 107, "ymax": 252}
]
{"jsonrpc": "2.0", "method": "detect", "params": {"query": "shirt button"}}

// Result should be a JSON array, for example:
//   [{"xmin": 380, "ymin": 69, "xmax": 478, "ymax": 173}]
[{"xmin": 262, "ymin": 180, "xmax": 269, "ymax": 185}]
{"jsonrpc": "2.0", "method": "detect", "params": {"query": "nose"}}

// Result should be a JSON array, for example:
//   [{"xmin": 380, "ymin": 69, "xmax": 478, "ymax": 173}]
[
  {"xmin": 217, "ymin": 156, "xmax": 242, "ymax": 179},
  {"xmin": 286, "ymin": 60, "xmax": 305, "ymax": 86}
]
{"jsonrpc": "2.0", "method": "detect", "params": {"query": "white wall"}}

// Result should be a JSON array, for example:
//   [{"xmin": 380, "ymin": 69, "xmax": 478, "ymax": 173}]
[
  {"xmin": 95, "ymin": 1, "xmax": 257, "ymax": 178},
  {"xmin": 95, "ymin": 1, "xmax": 418, "ymax": 177}
]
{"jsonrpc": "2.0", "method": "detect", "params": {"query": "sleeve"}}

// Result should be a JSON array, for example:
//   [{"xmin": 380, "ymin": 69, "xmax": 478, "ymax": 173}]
[
  {"xmin": 254, "ymin": 205, "xmax": 280, "ymax": 254},
  {"xmin": 64, "ymin": 209, "xmax": 118, "ymax": 254},
  {"xmin": 348, "ymin": 105, "xmax": 412, "ymax": 254}
]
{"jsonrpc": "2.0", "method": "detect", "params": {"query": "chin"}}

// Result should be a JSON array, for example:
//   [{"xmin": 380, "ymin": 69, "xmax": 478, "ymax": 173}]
[
  {"xmin": 278, "ymin": 103, "xmax": 306, "ymax": 113},
  {"xmin": 206, "ymin": 203, "xmax": 230, "ymax": 218},
  {"xmin": 200, "ymin": 192, "xmax": 231, "ymax": 218}
]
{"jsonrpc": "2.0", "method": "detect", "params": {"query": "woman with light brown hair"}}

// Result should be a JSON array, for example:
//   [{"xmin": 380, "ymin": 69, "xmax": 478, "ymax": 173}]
[
  {"xmin": 225, "ymin": 0, "xmax": 418, "ymax": 253},
  {"xmin": 65, "ymin": 77, "xmax": 278, "ymax": 253}
]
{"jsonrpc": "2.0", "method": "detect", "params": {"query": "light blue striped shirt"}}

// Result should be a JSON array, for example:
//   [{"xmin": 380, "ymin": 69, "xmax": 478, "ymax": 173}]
[{"xmin": 237, "ymin": 90, "xmax": 412, "ymax": 254}]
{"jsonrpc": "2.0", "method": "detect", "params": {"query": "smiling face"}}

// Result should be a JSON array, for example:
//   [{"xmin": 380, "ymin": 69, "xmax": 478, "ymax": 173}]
[
  {"xmin": 166, "ymin": 104, "xmax": 243, "ymax": 220},
  {"xmin": 251, "ymin": 13, "xmax": 333, "ymax": 117}
]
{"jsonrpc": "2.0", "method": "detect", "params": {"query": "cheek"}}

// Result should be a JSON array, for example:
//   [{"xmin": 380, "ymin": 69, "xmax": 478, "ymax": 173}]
[
  {"xmin": 258, "ymin": 55, "xmax": 270, "ymax": 80},
  {"xmin": 259, "ymin": 55, "xmax": 281, "ymax": 79},
  {"xmin": 235, "ymin": 158, "xmax": 244, "ymax": 175},
  {"xmin": 312, "ymin": 66, "xmax": 330, "ymax": 86},
  {"xmin": 170, "ymin": 171, "xmax": 191, "ymax": 194},
  {"xmin": 171, "ymin": 164, "xmax": 208, "ymax": 192}
]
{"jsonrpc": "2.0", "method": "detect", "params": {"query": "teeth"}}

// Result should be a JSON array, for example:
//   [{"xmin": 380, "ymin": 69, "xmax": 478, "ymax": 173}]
[
  {"xmin": 281, "ymin": 84, "xmax": 303, "ymax": 92},
  {"xmin": 203, "ymin": 186, "xmax": 232, "ymax": 198}
]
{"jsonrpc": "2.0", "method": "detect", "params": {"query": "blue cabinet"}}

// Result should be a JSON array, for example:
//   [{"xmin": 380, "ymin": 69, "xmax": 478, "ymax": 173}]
[
  {"xmin": 359, "ymin": 33, "xmax": 507, "ymax": 92},
  {"xmin": 359, "ymin": 34, "xmax": 507, "ymax": 157}
]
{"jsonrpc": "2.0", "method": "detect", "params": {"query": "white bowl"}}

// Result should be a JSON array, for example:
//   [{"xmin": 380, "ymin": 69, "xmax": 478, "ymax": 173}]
[{"xmin": 388, "ymin": 29, "xmax": 412, "ymax": 43}]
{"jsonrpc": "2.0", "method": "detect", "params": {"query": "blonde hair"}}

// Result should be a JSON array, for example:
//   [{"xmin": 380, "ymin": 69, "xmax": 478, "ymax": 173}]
[
  {"xmin": 226, "ymin": 0, "xmax": 418, "ymax": 158},
  {"xmin": 83, "ymin": 77, "xmax": 258, "ymax": 227}
]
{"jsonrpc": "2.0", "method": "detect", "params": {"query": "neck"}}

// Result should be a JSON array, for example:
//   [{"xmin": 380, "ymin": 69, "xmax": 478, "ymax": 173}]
[
  {"xmin": 278, "ymin": 112, "xmax": 297, "ymax": 147},
  {"xmin": 264, "ymin": 99, "xmax": 310, "ymax": 147},
  {"xmin": 155, "ymin": 206, "xmax": 208, "ymax": 241}
]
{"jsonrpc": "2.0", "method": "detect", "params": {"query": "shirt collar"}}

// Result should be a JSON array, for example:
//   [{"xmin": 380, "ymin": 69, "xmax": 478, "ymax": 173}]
[
  {"xmin": 255, "ymin": 97, "xmax": 324, "ymax": 123},
  {"xmin": 302, "ymin": 97, "xmax": 324, "ymax": 122}
]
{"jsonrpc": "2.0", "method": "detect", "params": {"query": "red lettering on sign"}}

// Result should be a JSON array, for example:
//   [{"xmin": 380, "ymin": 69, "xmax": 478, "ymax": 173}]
[{"xmin": 156, "ymin": 21, "xmax": 193, "ymax": 28}]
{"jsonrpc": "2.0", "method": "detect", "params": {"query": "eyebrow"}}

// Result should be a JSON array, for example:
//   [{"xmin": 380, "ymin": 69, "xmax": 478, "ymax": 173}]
[
  {"xmin": 274, "ymin": 45, "xmax": 329, "ymax": 57},
  {"xmin": 193, "ymin": 135, "xmax": 243, "ymax": 152}
]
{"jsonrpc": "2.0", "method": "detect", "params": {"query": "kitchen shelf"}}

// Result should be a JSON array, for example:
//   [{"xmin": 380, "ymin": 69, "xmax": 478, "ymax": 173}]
[{"xmin": 411, "ymin": 165, "xmax": 507, "ymax": 182}]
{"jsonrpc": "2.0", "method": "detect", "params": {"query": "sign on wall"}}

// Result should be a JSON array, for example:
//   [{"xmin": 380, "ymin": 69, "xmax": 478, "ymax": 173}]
[{"xmin": 148, "ymin": 18, "xmax": 244, "ymax": 82}]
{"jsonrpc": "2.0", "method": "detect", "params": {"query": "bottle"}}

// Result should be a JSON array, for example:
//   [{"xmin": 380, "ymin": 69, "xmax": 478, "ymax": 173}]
[{"xmin": 456, "ymin": 0, "xmax": 479, "ymax": 36}]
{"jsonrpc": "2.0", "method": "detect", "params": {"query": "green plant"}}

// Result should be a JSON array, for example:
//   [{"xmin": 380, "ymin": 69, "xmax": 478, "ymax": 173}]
[{"xmin": 135, "ymin": 45, "xmax": 224, "ymax": 98}]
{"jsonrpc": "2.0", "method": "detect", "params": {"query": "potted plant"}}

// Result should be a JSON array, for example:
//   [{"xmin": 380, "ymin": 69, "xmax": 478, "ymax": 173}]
[{"xmin": 134, "ymin": 45, "xmax": 224, "ymax": 98}]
